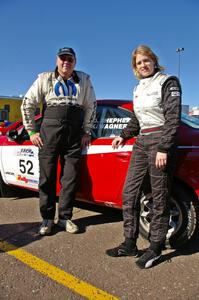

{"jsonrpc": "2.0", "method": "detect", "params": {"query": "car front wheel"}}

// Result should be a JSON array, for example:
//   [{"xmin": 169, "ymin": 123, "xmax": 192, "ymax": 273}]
[
  {"xmin": 0, "ymin": 172, "xmax": 18, "ymax": 197},
  {"xmin": 139, "ymin": 184, "xmax": 198, "ymax": 248}
]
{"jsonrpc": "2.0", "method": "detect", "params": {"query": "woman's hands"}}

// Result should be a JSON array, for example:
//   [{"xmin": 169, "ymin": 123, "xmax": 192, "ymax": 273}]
[
  {"xmin": 155, "ymin": 152, "xmax": 167, "ymax": 169},
  {"xmin": 112, "ymin": 136, "xmax": 124, "ymax": 149}
]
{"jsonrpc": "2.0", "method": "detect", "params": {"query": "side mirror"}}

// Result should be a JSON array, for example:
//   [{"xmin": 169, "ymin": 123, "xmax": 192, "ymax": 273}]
[{"xmin": 6, "ymin": 129, "xmax": 19, "ymax": 141}]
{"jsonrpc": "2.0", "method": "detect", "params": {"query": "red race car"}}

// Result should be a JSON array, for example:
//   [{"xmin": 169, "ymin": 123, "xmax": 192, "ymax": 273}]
[{"xmin": 0, "ymin": 100, "xmax": 199, "ymax": 248}]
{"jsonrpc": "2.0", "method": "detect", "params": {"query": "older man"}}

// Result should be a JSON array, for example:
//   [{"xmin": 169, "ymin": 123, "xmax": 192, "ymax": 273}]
[{"xmin": 21, "ymin": 47, "xmax": 96, "ymax": 235}]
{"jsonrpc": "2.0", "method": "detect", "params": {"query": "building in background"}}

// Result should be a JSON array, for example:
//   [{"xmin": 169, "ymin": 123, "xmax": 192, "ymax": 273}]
[
  {"xmin": 189, "ymin": 106, "xmax": 199, "ymax": 119},
  {"xmin": 0, "ymin": 95, "xmax": 41, "ymax": 125},
  {"xmin": 0, "ymin": 95, "xmax": 23, "ymax": 124}
]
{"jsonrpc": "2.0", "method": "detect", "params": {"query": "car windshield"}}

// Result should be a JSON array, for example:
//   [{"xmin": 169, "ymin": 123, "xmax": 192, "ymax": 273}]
[{"xmin": 181, "ymin": 113, "xmax": 199, "ymax": 129}]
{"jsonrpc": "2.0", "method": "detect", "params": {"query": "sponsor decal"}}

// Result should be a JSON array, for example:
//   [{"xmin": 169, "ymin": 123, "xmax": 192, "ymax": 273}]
[
  {"xmin": 5, "ymin": 172, "xmax": 15, "ymax": 176},
  {"xmin": 28, "ymin": 179, "xmax": 39, "ymax": 184},
  {"xmin": 17, "ymin": 148, "xmax": 34, "ymax": 157},
  {"xmin": 16, "ymin": 174, "xmax": 28, "ymax": 184},
  {"xmin": 16, "ymin": 175, "xmax": 38, "ymax": 185}
]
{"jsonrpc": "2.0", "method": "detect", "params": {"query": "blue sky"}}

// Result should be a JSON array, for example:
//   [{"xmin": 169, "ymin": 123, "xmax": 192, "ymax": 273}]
[{"xmin": 0, "ymin": 0, "xmax": 198, "ymax": 108}]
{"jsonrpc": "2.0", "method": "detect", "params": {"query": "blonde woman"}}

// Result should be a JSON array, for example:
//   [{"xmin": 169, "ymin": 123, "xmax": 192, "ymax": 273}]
[{"xmin": 106, "ymin": 45, "xmax": 181, "ymax": 269}]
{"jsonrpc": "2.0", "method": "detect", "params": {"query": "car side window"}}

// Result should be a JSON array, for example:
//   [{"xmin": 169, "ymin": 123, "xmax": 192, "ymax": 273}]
[
  {"xmin": 92, "ymin": 106, "xmax": 132, "ymax": 138},
  {"xmin": 91, "ymin": 107, "xmax": 103, "ymax": 139}
]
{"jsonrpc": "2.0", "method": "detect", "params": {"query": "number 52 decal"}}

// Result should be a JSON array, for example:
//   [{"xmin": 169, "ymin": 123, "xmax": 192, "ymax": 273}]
[{"xmin": 19, "ymin": 159, "xmax": 34, "ymax": 175}]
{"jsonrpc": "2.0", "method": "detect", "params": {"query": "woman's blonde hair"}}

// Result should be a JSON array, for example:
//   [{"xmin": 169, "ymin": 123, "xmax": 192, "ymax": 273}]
[{"xmin": 132, "ymin": 45, "xmax": 165, "ymax": 79}]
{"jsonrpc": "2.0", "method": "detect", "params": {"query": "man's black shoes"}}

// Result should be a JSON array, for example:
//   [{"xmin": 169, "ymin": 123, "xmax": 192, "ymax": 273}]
[
  {"xmin": 135, "ymin": 249, "xmax": 162, "ymax": 269},
  {"xmin": 106, "ymin": 242, "xmax": 138, "ymax": 257}
]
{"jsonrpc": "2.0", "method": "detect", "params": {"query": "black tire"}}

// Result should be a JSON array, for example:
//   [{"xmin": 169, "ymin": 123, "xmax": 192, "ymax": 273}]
[
  {"xmin": 139, "ymin": 184, "xmax": 198, "ymax": 248},
  {"xmin": 0, "ymin": 172, "xmax": 18, "ymax": 197}
]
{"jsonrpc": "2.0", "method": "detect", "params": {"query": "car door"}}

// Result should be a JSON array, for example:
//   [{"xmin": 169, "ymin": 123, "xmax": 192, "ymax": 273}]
[{"xmin": 78, "ymin": 104, "xmax": 135, "ymax": 208}]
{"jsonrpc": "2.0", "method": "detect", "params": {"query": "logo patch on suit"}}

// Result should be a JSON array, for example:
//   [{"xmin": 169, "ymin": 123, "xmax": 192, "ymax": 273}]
[
  {"xmin": 54, "ymin": 80, "xmax": 77, "ymax": 97},
  {"xmin": 171, "ymin": 91, "xmax": 180, "ymax": 97},
  {"xmin": 170, "ymin": 87, "xmax": 179, "ymax": 91}
]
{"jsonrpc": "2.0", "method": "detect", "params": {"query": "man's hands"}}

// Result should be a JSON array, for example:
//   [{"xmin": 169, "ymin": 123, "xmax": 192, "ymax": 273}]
[
  {"xmin": 81, "ymin": 132, "xmax": 91, "ymax": 148},
  {"xmin": 29, "ymin": 133, "xmax": 43, "ymax": 149}
]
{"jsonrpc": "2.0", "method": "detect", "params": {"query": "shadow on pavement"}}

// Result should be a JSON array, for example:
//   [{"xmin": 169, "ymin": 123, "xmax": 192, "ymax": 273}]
[
  {"xmin": 75, "ymin": 211, "xmax": 122, "ymax": 233},
  {"xmin": 0, "ymin": 221, "xmax": 42, "ymax": 251},
  {"xmin": 0, "ymin": 202, "xmax": 123, "ymax": 251},
  {"xmin": 74, "ymin": 201, "xmax": 123, "ymax": 233},
  {"xmin": 162, "ymin": 237, "xmax": 199, "ymax": 263},
  {"xmin": 6, "ymin": 189, "xmax": 39, "ymax": 200}
]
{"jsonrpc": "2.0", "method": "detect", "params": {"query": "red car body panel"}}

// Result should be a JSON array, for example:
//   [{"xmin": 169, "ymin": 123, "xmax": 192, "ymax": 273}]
[
  {"xmin": 175, "ymin": 123, "xmax": 199, "ymax": 196},
  {"xmin": 79, "ymin": 139, "xmax": 132, "ymax": 207}
]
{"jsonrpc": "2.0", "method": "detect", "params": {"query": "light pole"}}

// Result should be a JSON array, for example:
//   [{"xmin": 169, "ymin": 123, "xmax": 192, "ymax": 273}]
[{"xmin": 176, "ymin": 47, "xmax": 184, "ymax": 79}]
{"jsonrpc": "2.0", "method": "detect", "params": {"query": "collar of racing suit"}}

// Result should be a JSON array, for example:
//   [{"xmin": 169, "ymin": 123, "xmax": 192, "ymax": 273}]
[{"xmin": 54, "ymin": 67, "xmax": 80, "ymax": 84}]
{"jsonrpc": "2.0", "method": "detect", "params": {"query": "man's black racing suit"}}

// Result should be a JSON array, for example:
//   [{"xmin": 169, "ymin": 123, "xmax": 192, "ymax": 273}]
[{"xmin": 21, "ymin": 69, "xmax": 96, "ymax": 221}]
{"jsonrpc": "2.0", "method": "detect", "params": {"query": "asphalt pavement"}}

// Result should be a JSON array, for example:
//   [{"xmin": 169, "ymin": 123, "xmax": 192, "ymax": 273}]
[{"xmin": 0, "ymin": 194, "xmax": 199, "ymax": 300}]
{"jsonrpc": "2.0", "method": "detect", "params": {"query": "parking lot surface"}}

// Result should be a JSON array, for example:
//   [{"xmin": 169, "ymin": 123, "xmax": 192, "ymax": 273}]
[{"xmin": 0, "ymin": 195, "xmax": 199, "ymax": 300}]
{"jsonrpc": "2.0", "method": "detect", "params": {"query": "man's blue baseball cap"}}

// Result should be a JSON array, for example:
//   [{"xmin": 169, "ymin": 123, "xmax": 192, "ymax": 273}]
[{"xmin": 57, "ymin": 47, "xmax": 76, "ymax": 58}]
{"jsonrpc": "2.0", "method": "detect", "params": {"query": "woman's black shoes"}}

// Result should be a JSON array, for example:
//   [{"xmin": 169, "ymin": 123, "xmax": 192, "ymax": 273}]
[
  {"xmin": 135, "ymin": 249, "xmax": 162, "ymax": 269},
  {"xmin": 106, "ymin": 242, "xmax": 138, "ymax": 257}
]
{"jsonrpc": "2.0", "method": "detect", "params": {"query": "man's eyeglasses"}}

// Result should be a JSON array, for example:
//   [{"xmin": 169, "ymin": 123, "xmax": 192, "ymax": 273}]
[{"xmin": 59, "ymin": 55, "xmax": 75, "ymax": 63}]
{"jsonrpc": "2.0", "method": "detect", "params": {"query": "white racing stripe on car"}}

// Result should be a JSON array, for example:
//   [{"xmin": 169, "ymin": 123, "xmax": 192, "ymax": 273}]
[
  {"xmin": 81, "ymin": 145, "xmax": 199, "ymax": 156},
  {"xmin": 178, "ymin": 146, "xmax": 199, "ymax": 149},
  {"xmin": 82, "ymin": 145, "xmax": 133, "ymax": 155}
]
